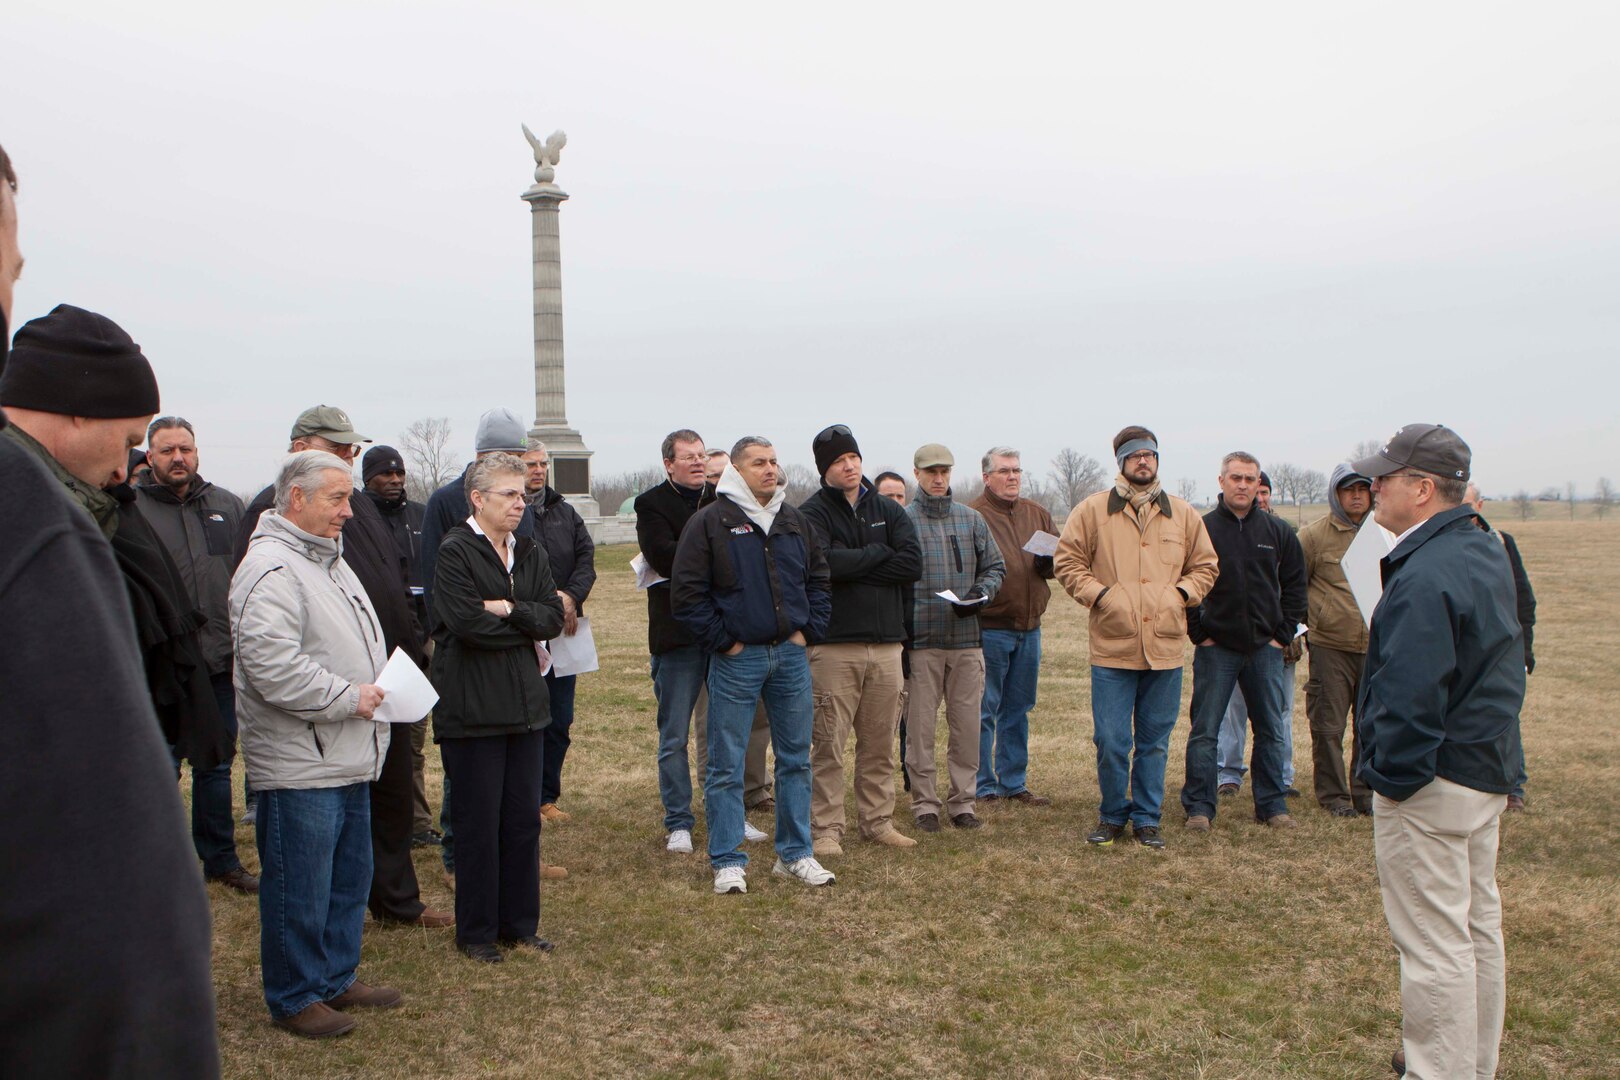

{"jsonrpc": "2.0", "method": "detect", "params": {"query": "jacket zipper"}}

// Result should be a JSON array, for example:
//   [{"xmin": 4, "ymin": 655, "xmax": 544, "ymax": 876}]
[
  {"xmin": 309, "ymin": 722, "xmax": 326, "ymax": 758},
  {"xmin": 352, "ymin": 594, "xmax": 380, "ymax": 643},
  {"xmin": 950, "ymin": 535, "xmax": 964, "ymax": 574}
]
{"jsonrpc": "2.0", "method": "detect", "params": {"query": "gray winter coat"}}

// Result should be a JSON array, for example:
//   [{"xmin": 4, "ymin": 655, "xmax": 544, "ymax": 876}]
[{"xmin": 230, "ymin": 512, "xmax": 390, "ymax": 790}]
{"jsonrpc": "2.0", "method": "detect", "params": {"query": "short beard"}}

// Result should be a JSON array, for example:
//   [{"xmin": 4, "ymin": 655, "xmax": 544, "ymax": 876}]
[{"xmin": 160, "ymin": 468, "xmax": 194, "ymax": 492}]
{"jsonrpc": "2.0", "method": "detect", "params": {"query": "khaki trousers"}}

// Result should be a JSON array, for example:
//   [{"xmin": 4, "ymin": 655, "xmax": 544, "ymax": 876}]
[
  {"xmin": 409, "ymin": 714, "xmax": 431, "ymax": 834},
  {"xmin": 1374, "ymin": 777, "xmax": 1507, "ymax": 1080},
  {"xmin": 808, "ymin": 642, "xmax": 903, "ymax": 840},
  {"xmin": 1304, "ymin": 645, "xmax": 1371, "ymax": 810},
  {"xmin": 693, "ymin": 688, "xmax": 772, "ymax": 808},
  {"xmin": 905, "ymin": 648, "xmax": 985, "ymax": 818}
]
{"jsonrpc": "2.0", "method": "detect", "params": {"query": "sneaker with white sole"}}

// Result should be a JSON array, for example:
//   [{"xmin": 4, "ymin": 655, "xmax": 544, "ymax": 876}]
[
  {"xmin": 713, "ymin": 866, "xmax": 747, "ymax": 894},
  {"xmin": 742, "ymin": 821, "xmax": 768, "ymax": 843},
  {"xmin": 666, "ymin": 829, "xmax": 693, "ymax": 854},
  {"xmin": 772, "ymin": 856, "xmax": 836, "ymax": 887}
]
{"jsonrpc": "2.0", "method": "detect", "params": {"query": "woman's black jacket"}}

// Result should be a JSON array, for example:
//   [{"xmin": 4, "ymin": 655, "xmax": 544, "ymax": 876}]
[{"xmin": 428, "ymin": 523, "xmax": 566, "ymax": 740}]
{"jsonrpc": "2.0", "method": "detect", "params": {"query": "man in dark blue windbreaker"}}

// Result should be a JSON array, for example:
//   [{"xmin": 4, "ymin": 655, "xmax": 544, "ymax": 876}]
[{"xmin": 1352, "ymin": 423, "xmax": 1525, "ymax": 1080}]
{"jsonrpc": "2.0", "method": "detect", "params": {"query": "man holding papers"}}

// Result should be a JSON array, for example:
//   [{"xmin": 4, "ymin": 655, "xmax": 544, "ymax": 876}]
[
  {"xmin": 231, "ymin": 450, "xmax": 404, "ymax": 1037},
  {"xmin": 904, "ymin": 443, "xmax": 1005, "ymax": 833},
  {"xmin": 969, "ymin": 446, "xmax": 1058, "ymax": 808}
]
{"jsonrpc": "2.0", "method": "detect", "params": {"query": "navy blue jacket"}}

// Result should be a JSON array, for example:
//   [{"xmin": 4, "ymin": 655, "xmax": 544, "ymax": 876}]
[
  {"xmin": 1187, "ymin": 496, "xmax": 1307, "ymax": 652},
  {"xmin": 1355, "ymin": 505, "xmax": 1526, "ymax": 801},
  {"xmin": 670, "ymin": 495, "xmax": 831, "ymax": 653}
]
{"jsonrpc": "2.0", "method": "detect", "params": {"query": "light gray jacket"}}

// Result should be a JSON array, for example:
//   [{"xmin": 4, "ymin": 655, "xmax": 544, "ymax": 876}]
[{"xmin": 230, "ymin": 511, "xmax": 390, "ymax": 790}]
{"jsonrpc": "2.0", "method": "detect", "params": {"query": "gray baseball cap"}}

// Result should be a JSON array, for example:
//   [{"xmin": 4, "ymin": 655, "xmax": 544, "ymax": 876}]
[
  {"xmin": 1352, "ymin": 423, "xmax": 1470, "ymax": 482},
  {"xmin": 290, "ymin": 405, "xmax": 370, "ymax": 445}
]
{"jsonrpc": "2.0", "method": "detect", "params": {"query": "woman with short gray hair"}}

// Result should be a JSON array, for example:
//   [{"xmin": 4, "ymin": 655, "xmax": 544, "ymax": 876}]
[{"xmin": 428, "ymin": 452, "xmax": 566, "ymax": 962}]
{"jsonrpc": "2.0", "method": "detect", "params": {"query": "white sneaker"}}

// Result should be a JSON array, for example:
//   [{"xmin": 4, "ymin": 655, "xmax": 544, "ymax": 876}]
[
  {"xmin": 773, "ymin": 856, "xmax": 836, "ymax": 887},
  {"xmin": 666, "ymin": 829, "xmax": 693, "ymax": 854},
  {"xmin": 742, "ymin": 821, "xmax": 768, "ymax": 843},
  {"xmin": 713, "ymin": 866, "xmax": 747, "ymax": 894}
]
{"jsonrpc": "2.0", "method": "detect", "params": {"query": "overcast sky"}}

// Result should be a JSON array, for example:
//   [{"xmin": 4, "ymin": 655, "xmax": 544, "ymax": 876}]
[{"xmin": 7, "ymin": 1, "xmax": 1618, "ymax": 500}]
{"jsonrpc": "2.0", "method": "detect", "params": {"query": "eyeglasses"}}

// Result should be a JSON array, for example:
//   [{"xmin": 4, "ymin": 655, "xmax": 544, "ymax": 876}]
[
  {"xmin": 479, "ymin": 488, "xmax": 524, "ymax": 500},
  {"xmin": 670, "ymin": 454, "xmax": 706, "ymax": 465},
  {"xmin": 989, "ymin": 467, "xmax": 1023, "ymax": 476},
  {"xmin": 1125, "ymin": 451, "xmax": 1158, "ymax": 463},
  {"xmin": 1384, "ymin": 472, "xmax": 1431, "ymax": 483},
  {"xmin": 310, "ymin": 438, "xmax": 357, "ymax": 463}
]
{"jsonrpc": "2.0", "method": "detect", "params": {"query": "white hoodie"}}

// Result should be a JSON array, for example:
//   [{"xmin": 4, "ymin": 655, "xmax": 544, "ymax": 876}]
[{"xmin": 716, "ymin": 463, "xmax": 787, "ymax": 533}]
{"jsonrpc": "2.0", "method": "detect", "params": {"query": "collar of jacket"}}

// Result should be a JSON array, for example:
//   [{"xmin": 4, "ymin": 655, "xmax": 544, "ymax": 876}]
[
  {"xmin": 1213, "ymin": 494, "xmax": 1259, "ymax": 524},
  {"xmin": 1106, "ymin": 488, "xmax": 1172, "ymax": 519},
  {"xmin": 526, "ymin": 484, "xmax": 565, "ymax": 511},
  {"xmin": 916, "ymin": 490, "xmax": 954, "ymax": 518},
  {"xmin": 1, "ymin": 421, "xmax": 120, "ymax": 537},
  {"xmin": 448, "ymin": 519, "xmax": 536, "ymax": 565},
  {"xmin": 817, "ymin": 475, "xmax": 871, "ymax": 510},
  {"xmin": 138, "ymin": 475, "xmax": 214, "ymax": 506},
  {"xmin": 980, "ymin": 489, "xmax": 1022, "ymax": 515},
  {"xmin": 254, "ymin": 510, "xmax": 345, "ymax": 569},
  {"xmin": 364, "ymin": 486, "xmax": 408, "ymax": 512},
  {"xmin": 1383, "ymin": 504, "xmax": 1479, "ymax": 571}
]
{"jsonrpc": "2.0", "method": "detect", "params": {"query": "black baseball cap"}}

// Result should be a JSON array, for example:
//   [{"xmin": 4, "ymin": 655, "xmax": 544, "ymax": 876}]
[{"xmin": 1352, "ymin": 424, "xmax": 1471, "ymax": 482}]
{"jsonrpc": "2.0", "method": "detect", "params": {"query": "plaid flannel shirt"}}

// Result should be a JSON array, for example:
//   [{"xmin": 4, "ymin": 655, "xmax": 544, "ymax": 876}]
[{"xmin": 907, "ymin": 492, "xmax": 1005, "ymax": 649}]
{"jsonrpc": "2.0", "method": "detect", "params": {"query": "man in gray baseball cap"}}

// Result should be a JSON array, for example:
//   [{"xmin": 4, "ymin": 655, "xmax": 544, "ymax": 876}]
[
  {"xmin": 1350, "ymin": 423, "xmax": 1523, "ymax": 1079},
  {"xmin": 289, "ymin": 405, "xmax": 371, "ymax": 456}
]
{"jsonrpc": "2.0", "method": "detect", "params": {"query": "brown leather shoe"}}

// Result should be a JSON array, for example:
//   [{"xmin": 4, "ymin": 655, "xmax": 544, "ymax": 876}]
[
  {"xmin": 914, "ymin": 813, "xmax": 941, "ymax": 833},
  {"xmin": 1006, "ymin": 790, "xmax": 1051, "ymax": 807},
  {"xmin": 328, "ymin": 980, "xmax": 403, "ymax": 1010},
  {"xmin": 273, "ymin": 1001, "xmax": 356, "ymax": 1039},
  {"xmin": 540, "ymin": 803, "xmax": 571, "ymax": 824},
  {"xmin": 415, "ymin": 907, "xmax": 455, "ymax": 928},
  {"xmin": 208, "ymin": 867, "xmax": 260, "ymax": 894},
  {"xmin": 443, "ymin": 869, "xmax": 456, "ymax": 892},
  {"xmin": 1505, "ymin": 793, "xmax": 1525, "ymax": 812},
  {"xmin": 1391, "ymin": 1046, "xmax": 1406, "ymax": 1075},
  {"xmin": 1184, "ymin": 815, "xmax": 1211, "ymax": 832},
  {"xmin": 950, "ymin": 812, "xmax": 983, "ymax": 830},
  {"xmin": 1262, "ymin": 813, "xmax": 1299, "ymax": 829},
  {"xmin": 540, "ymin": 861, "xmax": 568, "ymax": 880},
  {"xmin": 749, "ymin": 796, "xmax": 776, "ymax": 812}
]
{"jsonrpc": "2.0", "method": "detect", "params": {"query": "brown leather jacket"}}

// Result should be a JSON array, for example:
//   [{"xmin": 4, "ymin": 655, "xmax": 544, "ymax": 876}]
[{"xmin": 969, "ymin": 491, "xmax": 1055, "ymax": 632}]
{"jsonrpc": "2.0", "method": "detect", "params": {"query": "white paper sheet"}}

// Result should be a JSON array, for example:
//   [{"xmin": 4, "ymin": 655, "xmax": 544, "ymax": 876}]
[
  {"xmin": 547, "ymin": 617, "xmax": 599, "ymax": 678},
  {"xmin": 631, "ymin": 552, "xmax": 667, "ymax": 590},
  {"xmin": 1341, "ymin": 521, "xmax": 1398, "ymax": 629},
  {"xmin": 373, "ymin": 647, "xmax": 439, "ymax": 723},
  {"xmin": 1022, "ymin": 530, "xmax": 1061, "ymax": 557},
  {"xmin": 936, "ymin": 589, "xmax": 988, "ymax": 606}
]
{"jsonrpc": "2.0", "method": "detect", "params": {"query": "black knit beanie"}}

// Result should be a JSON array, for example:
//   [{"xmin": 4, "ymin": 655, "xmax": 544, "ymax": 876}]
[
  {"xmin": 363, "ymin": 444, "xmax": 407, "ymax": 484},
  {"xmin": 0, "ymin": 304, "xmax": 160, "ymax": 417},
  {"xmin": 812, "ymin": 424, "xmax": 861, "ymax": 479}
]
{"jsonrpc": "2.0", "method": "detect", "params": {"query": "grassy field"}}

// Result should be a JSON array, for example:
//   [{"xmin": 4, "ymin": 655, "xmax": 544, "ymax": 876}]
[{"xmin": 204, "ymin": 520, "xmax": 1619, "ymax": 1078}]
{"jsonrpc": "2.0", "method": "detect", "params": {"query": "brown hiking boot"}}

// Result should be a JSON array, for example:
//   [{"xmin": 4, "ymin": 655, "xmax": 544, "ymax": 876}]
[
  {"xmin": 540, "ymin": 803, "xmax": 571, "ymax": 824},
  {"xmin": 1262, "ymin": 813, "xmax": 1299, "ymax": 829},
  {"xmin": 415, "ymin": 907, "xmax": 455, "ymax": 928},
  {"xmin": 328, "ymin": 980, "xmax": 403, "ymax": 1010},
  {"xmin": 1006, "ymin": 790, "xmax": 1051, "ymax": 807},
  {"xmin": 540, "ymin": 861, "xmax": 568, "ymax": 880},
  {"xmin": 1184, "ymin": 815, "xmax": 1211, "ymax": 832},
  {"xmin": 273, "ymin": 1001, "xmax": 356, "ymax": 1039},
  {"xmin": 869, "ymin": 828, "xmax": 917, "ymax": 848},
  {"xmin": 208, "ymin": 867, "xmax": 260, "ymax": 894},
  {"xmin": 811, "ymin": 836, "xmax": 844, "ymax": 857},
  {"xmin": 1506, "ymin": 793, "xmax": 1525, "ymax": 812}
]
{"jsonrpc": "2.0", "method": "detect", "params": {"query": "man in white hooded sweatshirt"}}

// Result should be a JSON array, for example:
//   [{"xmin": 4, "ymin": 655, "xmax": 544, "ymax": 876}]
[{"xmin": 671, "ymin": 437, "xmax": 834, "ymax": 895}]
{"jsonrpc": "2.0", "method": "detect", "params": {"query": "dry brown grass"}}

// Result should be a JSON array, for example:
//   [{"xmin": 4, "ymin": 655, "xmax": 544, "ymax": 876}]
[{"xmin": 203, "ymin": 521, "xmax": 1620, "ymax": 1078}]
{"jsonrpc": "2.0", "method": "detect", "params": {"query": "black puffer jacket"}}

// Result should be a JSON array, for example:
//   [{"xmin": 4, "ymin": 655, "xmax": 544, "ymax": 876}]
[
  {"xmin": 797, "ymin": 480, "xmax": 920, "ymax": 644},
  {"xmin": 428, "ymin": 524, "xmax": 565, "ymax": 740}
]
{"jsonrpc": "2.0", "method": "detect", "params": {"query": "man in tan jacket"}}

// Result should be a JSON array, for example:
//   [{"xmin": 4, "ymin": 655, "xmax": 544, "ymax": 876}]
[
  {"xmin": 1055, "ymin": 426, "xmax": 1218, "ymax": 849},
  {"xmin": 1298, "ymin": 464, "xmax": 1374, "ymax": 816}
]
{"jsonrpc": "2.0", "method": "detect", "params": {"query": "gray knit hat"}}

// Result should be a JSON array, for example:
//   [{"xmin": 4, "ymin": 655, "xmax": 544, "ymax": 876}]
[{"xmin": 475, "ymin": 408, "xmax": 529, "ymax": 453}]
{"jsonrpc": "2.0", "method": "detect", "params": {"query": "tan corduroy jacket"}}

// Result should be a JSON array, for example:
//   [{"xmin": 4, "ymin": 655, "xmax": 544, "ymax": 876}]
[
  {"xmin": 1054, "ymin": 489, "xmax": 1219, "ymax": 670},
  {"xmin": 1296, "ymin": 513, "xmax": 1369, "ymax": 654}
]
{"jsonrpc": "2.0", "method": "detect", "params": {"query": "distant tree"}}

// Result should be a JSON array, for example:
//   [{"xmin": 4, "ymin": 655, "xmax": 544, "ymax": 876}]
[
  {"xmin": 953, "ymin": 474, "xmax": 985, "ymax": 504},
  {"xmin": 1351, "ymin": 438, "xmax": 1383, "ymax": 462},
  {"xmin": 1268, "ymin": 462, "xmax": 1303, "ymax": 506},
  {"xmin": 1595, "ymin": 477, "xmax": 1614, "ymax": 520},
  {"xmin": 1513, "ymin": 491, "xmax": 1534, "ymax": 521},
  {"xmin": 1299, "ymin": 469, "xmax": 1329, "ymax": 507},
  {"xmin": 400, "ymin": 417, "xmax": 457, "ymax": 503},
  {"xmin": 1537, "ymin": 486, "xmax": 1561, "ymax": 502},
  {"xmin": 1047, "ymin": 448, "xmax": 1107, "ymax": 515},
  {"xmin": 1176, "ymin": 477, "xmax": 1198, "ymax": 504},
  {"xmin": 591, "ymin": 466, "xmax": 665, "ymax": 516},
  {"xmin": 780, "ymin": 463, "xmax": 820, "ymax": 494}
]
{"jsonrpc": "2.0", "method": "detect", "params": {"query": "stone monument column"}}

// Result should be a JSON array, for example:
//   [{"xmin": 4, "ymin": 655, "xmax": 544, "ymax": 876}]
[{"xmin": 521, "ymin": 125, "xmax": 597, "ymax": 517}]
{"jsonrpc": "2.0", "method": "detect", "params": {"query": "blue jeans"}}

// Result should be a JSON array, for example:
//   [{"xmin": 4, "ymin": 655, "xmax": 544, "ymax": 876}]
[
  {"xmin": 1217, "ymin": 665, "xmax": 1297, "ymax": 789},
  {"xmin": 254, "ymin": 783, "xmax": 372, "ymax": 1019},
  {"xmin": 171, "ymin": 672, "xmax": 245, "ymax": 877},
  {"xmin": 1090, "ymin": 666, "xmax": 1183, "ymax": 828},
  {"xmin": 1183, "ymin": 645, "xmax": 1289, "ymax": 821},
  {"xmin": 705, "ymin": 643, "xmax": 813, "ymax": 870},
  {"xmin": 977, "ymin": 628, "xmax": 1041, "ymax": 798},
  {"xmin": 540, "ymin": 671, "xmax": 576, "ymax": 806},
  {"xmin": 652, "ymin": 646, "xmax": 709, "ymax": 833}
]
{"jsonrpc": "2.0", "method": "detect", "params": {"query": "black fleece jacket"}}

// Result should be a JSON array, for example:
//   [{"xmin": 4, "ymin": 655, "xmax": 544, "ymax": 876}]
[
  {"xmin": 1187, "ymin": 495, "xmax": 1307, "ymax": 653},
  {"xmin": 634, "ymin": 479, "xmax": 714, "ymax": 655},
  {"xmin": 797, "ymin": 480, "xmax": 921, "ymax": 644}
]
